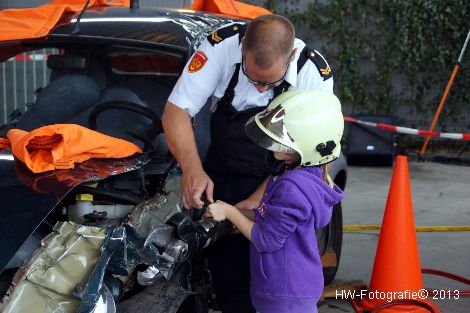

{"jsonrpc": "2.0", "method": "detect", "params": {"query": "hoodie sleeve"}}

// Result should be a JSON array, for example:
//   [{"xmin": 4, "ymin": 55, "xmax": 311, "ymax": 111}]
[{"xmin": 251, "ymin": 182, "xmax": 313, "ymax": 253}]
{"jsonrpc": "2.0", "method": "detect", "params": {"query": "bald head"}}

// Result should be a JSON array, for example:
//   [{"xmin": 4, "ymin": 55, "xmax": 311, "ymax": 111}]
[{"xmin": 243, "ymin": 14, "xmax": 295, "ymax": 69}]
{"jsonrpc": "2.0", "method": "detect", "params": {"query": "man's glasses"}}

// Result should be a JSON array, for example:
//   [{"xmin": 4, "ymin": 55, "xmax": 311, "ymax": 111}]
[{"xmin": 241, "ymin": 53, "xmax": 290, "ymax": 88}]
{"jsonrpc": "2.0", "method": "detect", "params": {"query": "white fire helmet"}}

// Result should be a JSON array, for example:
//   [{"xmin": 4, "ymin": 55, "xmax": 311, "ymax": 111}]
[{"xmin": 245, "ymin": 90, "xmax": 344, "ymax": 166}]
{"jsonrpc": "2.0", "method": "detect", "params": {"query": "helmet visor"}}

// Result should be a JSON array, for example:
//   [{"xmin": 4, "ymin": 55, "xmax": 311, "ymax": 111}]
[{"xmin": 245, "ymin": 108, "xmax": 296, "ymax": 153}]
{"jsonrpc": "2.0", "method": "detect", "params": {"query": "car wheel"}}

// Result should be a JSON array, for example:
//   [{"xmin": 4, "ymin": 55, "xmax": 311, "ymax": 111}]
[{"xmin": 316, "ymin": 201, "xmax": 343, "ymax": 286}]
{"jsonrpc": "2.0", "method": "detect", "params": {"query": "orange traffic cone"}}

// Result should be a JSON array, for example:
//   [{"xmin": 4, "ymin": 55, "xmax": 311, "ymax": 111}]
[{"xmin": 357, "ymin": 156, "xmax": 441, "ymax": 312}]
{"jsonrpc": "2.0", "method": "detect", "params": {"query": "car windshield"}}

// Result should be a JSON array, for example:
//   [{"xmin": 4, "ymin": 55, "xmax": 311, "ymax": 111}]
[{"xmin": 0, "ymin": 43, "xmax": 182, "ymax": 131}]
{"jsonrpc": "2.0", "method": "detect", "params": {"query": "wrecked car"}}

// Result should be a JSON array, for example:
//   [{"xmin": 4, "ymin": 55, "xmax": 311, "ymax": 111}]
[{"xmin": 0, "ymin": 4, "xmax": 347, "ymax": 313}]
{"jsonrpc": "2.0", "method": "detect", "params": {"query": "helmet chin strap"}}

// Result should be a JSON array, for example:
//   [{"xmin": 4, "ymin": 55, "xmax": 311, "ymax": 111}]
[
  {"xmin": 265, "ymin": 150, "xmax": 302, "ymax": 176},
  {"xmin": 265, "ymin": 150, "xmax": 285, "ymax": 176}
]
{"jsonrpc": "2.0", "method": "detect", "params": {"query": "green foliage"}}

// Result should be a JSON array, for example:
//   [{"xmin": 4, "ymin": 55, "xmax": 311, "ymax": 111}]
[{"xmin": 267, "ymin": 0, "xmax": 469, "ymax": 130}]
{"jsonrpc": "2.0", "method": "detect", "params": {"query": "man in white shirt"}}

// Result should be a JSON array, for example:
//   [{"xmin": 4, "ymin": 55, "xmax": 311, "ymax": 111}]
[{"xmin": 162, "ymin": 14, "xmax": 333, "ymax": 313}]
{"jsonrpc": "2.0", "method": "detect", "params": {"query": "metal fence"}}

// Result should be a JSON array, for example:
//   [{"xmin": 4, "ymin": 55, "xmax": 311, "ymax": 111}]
[{"xmin": 1, "ymin": 49, "xmax": 58, "ymax": 125}]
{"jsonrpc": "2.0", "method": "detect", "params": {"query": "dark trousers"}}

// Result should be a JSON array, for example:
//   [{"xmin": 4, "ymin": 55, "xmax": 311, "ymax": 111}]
[{"xmin": 204, "ymin": 170, "xmax": 265, "ymax": 313}]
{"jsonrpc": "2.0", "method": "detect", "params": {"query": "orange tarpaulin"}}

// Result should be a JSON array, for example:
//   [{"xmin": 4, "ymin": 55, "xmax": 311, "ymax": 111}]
[
  {"xmin": 0, "ymin": 0, "xmax": 129, "ymax": 42},
  {"xmin": 0, "ymin": 0, "xmax": 269, "ymax": 42},
  {"xmin": 0, "ymin": 138, "xmax": 10, "ymax": 151},
  {"xmin": 190, "ymin": 0, "xmax": 271, "ymax": 20},
  {"xmin": 1, "ymin": 124, "xmax": 142, "ymax": 173}
]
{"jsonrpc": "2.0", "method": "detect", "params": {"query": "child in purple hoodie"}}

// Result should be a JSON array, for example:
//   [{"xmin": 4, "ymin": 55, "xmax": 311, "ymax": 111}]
[{"xmin": 205, "ymin": 90, "xmax": 344, "ymax": 313}]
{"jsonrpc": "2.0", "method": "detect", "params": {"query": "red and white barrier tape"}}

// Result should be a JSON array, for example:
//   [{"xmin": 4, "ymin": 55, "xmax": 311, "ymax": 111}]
[
  {"xmin": 11, "ymin": 53, "xmax": 49, "ymax": 61},
  {"xmin": 344, "ymin": 116, "xmax": 470, "ymax": 141}
]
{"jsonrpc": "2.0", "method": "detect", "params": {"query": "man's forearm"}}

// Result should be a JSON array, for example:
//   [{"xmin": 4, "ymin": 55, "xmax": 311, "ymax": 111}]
[{"xmin": 162, "ymin": 102, "xmax": 201, "ymax": 171}]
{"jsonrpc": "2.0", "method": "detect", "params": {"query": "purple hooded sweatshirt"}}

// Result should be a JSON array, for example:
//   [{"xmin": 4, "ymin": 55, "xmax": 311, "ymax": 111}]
[{"xmin": 250, "ymin": 166, "xmax": 344, "ymax": 313}]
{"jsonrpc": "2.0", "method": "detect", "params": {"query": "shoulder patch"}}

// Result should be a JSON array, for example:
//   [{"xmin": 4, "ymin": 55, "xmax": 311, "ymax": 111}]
[
  {"xmin": 306, "ymin": 48, "xmax": 333, "ymax": 80},
  {"xmin": 188, "ymin": 50, "xmax": 208, "ymax": 73},
  {"xmin": 207, "ymin": 23, "xmax": 247, "ymax": 46}
]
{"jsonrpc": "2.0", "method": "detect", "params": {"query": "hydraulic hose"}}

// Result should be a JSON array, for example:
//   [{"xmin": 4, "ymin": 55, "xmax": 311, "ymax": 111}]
[
  {"xmin": 422, "ymin": 268, "xmax": 470, "ymax": 296},
  {"xmin": 371, "ymin": 299, "xmax": 437, "ymax": 313},
  {"xmin": 422, "ymin": 268, "xmax": 470, "ymax": 285},
  {"xmin": 366, "ymin": 268, "xmax": 470, "ymax": 312}
]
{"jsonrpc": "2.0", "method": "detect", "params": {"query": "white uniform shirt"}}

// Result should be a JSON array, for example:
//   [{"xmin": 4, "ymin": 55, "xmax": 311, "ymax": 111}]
[{"xmin": 168, "ymin": 23, "xmax": 333, "ymax": 117}]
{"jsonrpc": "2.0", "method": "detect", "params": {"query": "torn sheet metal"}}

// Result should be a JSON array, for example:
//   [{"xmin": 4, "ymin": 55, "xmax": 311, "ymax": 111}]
[
  {"xmin": 1, "ymin": 222, "xmax": 106, "ymax": 313},
  {"xmin": 127, "ymin": 175, "xmax": 182, "ymax": 238},
  {"xmin": 77, "ymin": 226, "xmax": 125, "ymax": 313}
]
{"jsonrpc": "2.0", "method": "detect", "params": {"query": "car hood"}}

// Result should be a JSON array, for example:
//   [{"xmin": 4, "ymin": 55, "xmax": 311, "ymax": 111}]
[{"xmin": 0, "ymin": 151, "xmax": 151, "ymax": 272}]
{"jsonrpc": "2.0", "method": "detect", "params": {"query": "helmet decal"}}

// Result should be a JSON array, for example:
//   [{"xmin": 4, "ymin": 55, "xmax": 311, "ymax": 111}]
[
  {"xmin": 315, "ymin": 140, "xmax": 336, "ymax": 157},
  {"xmin": 259, "ymin": 106, "xmax": 293, "ymax": 146},
  {"xmin": 271, "ymin": 107, "xmax": 285, "ymax": 123}
]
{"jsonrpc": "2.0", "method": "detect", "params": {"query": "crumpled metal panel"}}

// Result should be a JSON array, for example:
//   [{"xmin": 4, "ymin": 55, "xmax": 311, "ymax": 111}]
[
  {"xmin": 14, "ymin": 153, "xmax": 152, "ymax": 196},
  {"xmin": 127, "ymin": 175, "xmax": 182, "ymax": 238},
  {"xmin": 1, "ymin": 222, "xmax": 106, "ymax": 313}
]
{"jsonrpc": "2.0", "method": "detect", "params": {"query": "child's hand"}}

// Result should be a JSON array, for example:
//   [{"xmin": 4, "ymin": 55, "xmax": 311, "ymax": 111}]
[{"xmin": 205, "ymin": 200, "xmax": 232, "ymax": 222}]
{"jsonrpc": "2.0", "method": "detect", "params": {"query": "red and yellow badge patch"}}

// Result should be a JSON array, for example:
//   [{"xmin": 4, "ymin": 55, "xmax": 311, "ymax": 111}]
[{"xmin": 188, "ymin": 50, "xmax": 208, "ymax": 73}]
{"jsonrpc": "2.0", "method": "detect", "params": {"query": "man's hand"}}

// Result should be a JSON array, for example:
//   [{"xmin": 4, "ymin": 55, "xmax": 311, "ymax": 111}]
[
  {"xmin": 182, "ymin": 165, "xmax": 214, "ymax": 209},
  {"xmin": 205, "ymin": 200, "xmax": 234, "ymax": 222},
  {"xmin": 162, "ymin": 102, "xmax": 214, "ymax": 209}
]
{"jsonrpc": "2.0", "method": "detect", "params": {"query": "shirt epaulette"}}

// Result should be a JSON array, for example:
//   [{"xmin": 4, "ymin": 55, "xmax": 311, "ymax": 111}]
[
  {"xmin": 207, "ymin": 23, "xmax": 247, "ymax": 46},
  {"xmin": 305, "ymin": 47, "xmax": 332, "ymax": 80}
]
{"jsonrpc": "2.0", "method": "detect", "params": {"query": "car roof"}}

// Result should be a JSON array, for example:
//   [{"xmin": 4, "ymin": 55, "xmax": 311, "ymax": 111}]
[
  {"xmin": 0, "ymin": 7, "xmax": 245, "ymax": 63},
  {"xmin": 49, "ymin": 7, "xmax": 242, "ymax": 53}
]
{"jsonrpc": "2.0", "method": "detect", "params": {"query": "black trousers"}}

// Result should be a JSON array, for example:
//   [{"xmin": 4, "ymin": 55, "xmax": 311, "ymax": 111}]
[{"xmin": 204, "ymin": 170, "xmax": 265, "ymax": 313}]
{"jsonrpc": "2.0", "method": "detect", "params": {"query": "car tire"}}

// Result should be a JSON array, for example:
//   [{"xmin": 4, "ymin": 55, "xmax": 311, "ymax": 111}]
[
  {"xmin": 176, "ymin": 294, "xmax": 208, "ymax": 313},
  {"xmin": 316, "ymin": 201, "xmax": 343, "ymax": 286}
]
